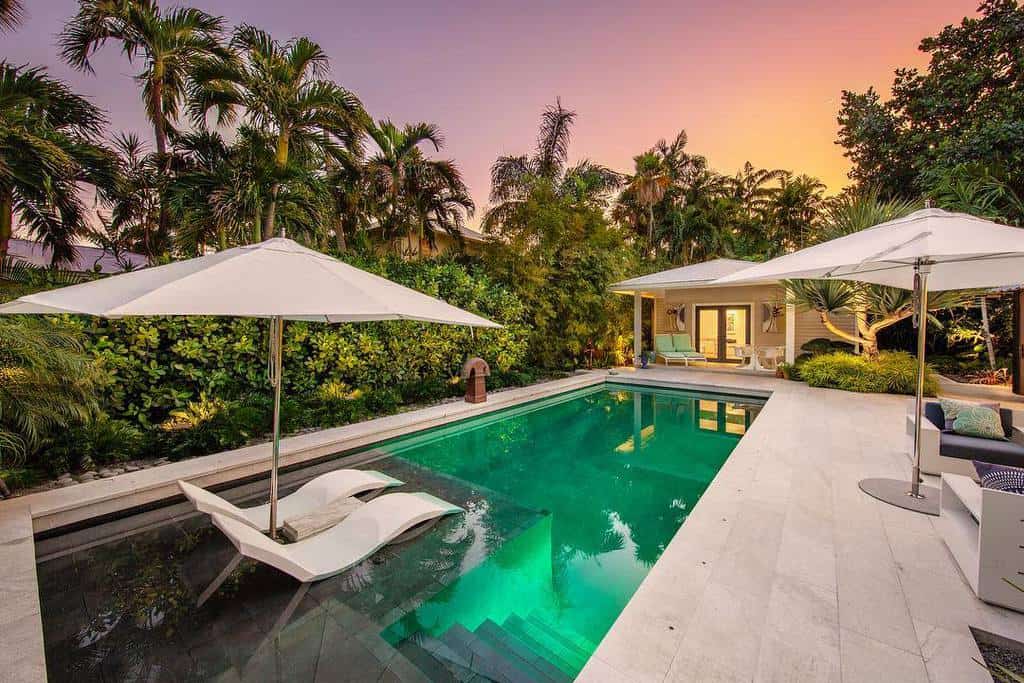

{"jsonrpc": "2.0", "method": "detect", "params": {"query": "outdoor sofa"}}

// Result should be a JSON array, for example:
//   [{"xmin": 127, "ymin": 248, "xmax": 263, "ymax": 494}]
[
  {"xmin": 906, "ymin": 400, "xmax": 1024, "ymax": 477},
  {"xmin": 654, "ymin": 333, "xmax": 707, "ymax": 366}
]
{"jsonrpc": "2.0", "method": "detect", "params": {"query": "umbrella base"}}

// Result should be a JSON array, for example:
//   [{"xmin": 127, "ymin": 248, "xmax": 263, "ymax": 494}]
[{"xmin": 858, "ymin": 477, "xmax": 939, "ymax": 516}]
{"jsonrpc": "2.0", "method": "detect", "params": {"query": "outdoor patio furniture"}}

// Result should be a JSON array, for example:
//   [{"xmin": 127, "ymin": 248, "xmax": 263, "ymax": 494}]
[
  {"xmin": 733, "ymin": 344, "xmax": 756, "ymax": 370},
  {"xmin": 654, "ymin": 333, "xmax": 707, "ymax": 366},
  {"xmin": 178, "ymin": 469, "xmax": 404, "ymax": 533},
  {"xmin": 937, "ymin": 473, "xmax": 1024, "ymax": 612},
  {"xmin": 906, "ymin": 401, "xmax": 1024, "ymax": 478},
  {"xmin": 207, "ymin": 492, "xmax": 463, "ymax": 585},
  {"xmin": 761, "ymin": 345, "xmax": 785, "ymax": 370}
]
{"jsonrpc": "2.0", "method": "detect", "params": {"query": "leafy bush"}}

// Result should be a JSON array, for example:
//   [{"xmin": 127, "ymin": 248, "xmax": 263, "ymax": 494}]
[
  {"xmin": 47, "ymin": 417, "xmax": 146, "ymax": 473},
  {"xmin": 799, "ymin": 351, "xmax": 937, "ymax": 395}
]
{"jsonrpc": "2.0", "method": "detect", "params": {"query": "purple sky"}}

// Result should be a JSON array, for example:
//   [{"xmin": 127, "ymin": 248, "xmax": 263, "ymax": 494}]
[{"xmin": 6, "ymin": 0, "xmax": 980, "ymax": 225}]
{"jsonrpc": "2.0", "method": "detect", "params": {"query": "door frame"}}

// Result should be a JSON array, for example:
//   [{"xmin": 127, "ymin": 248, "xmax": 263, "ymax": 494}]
[{"xmin": 694, "ymin": 303, "xmax": 753, "ymax": 363}]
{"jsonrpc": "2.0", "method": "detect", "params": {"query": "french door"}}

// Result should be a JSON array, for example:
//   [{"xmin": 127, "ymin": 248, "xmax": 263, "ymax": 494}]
[{"xmin": 695, "ymin": 305, "xmax": 751, "ymax": 362}]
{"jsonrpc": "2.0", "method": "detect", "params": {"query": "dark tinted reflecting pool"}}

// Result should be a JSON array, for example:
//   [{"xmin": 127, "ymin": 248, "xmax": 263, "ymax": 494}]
[{"xmin": 38, "ymin": 384, "xmax": 763, "ymax": 681}]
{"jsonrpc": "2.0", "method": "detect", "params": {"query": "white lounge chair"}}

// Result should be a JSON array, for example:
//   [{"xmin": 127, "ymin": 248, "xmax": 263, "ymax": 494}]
[
  {"xmin": 210, "ymin": 492, "xmax": 463, "ymax": 584},
  {"xmin": 178, "ymin": 469, "xmax": 403, "ymax": 533}
]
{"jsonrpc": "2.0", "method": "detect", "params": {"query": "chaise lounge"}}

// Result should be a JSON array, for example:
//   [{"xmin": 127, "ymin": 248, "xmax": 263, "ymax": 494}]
[
  {"xmin": 654, "ymin": 333, "xmax": 707, "ymax": 366},
  {"xmin": 906, "ymin": 400, "xmax": 1024, "ymax": 477},
  {"xmin": 211, "ymin": 492, "xmax": 463, "ymax": 583},
  {"xmin": 178, "ymin": 469, "xmax": 403, "ymax": 533}
]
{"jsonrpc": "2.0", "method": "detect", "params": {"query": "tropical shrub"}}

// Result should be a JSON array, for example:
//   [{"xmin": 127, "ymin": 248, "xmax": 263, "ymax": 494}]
[
  {"xmin": 799, "ymin": 351, "xmax": 937, "ymax": 396},
  {"xmin": 0, "ymin": 317, "xmax": 101, "ymax": 492}
]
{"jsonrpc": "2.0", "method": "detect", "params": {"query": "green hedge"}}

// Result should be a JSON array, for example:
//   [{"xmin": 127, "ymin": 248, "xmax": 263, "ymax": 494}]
[
  {"xmin": 799, "ymin": 351, "xmax": 937, "ymax": 395},
  {"xmin": 3, "ymin": 256, "xmax": 542, "ymax": 477}
]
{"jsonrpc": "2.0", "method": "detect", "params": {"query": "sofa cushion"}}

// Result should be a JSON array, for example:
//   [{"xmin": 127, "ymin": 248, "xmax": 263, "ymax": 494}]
[
  {"xmin": 924, "ymin": 401, "xmax": 945, "ymax": 430},
  {"xmin": 939, "ymin": 398, "xmax": 1001, "ymax": 430},
  {"xmin": 940, "ymin": 432, "xmax": 1024, "ymax": 467},
  {"xmin": 974, "ymin": 461, "xmax": 1024, "ymax": 495},
  {"xmin": 925, "ymin": 400, "xmax": 1012, "ymax": 436},
  {"xmin": 952, "ymin": 405, "xmax": 1008, "ymax": 441}
]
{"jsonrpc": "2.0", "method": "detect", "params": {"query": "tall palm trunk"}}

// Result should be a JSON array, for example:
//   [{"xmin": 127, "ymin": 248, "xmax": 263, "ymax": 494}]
[
  {"xmin": 262, "ymin": 188, "xmax": 278, "ymax": 240},
  {"xmin": 0, "ymin": 186, "xmax": 12, "ymax": 259},
  {"xmin": 647, "ymin": 204, "xmax": 655, "ymax": 245},
  {"xmin": 264, "ymin": 129, "xmax": 290, "ymax": 239},
  {"xmin": 150, "ymin": 71, "xmax": 170, "ymax": 263}
]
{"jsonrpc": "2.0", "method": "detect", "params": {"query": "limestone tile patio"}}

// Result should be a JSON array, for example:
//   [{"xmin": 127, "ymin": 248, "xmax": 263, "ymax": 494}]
[{"xmin": 583, "ymin": 365, "xmax": 1024, "ymax": 683}]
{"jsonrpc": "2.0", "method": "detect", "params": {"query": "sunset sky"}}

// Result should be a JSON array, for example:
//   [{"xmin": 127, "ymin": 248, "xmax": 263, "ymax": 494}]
[{"xmin": 6, "ymin": 0, "xmax": 980, "ymax": 224}]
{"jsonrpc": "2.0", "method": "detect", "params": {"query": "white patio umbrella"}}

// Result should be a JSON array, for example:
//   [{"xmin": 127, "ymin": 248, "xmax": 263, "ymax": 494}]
[
  {"xmin": 0, "ymin": 237, "xmax": 500, "ymax": 536},
  {"xmin": 716, "ymin": 207, "xmax": 1024, "ymax": 514}
]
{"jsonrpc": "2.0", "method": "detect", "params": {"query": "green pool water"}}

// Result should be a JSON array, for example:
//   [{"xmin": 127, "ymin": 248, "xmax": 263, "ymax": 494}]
[
  {"xmin": 376, "ymin": 383, "xmax": 763, "ymax": 678},
  {"xmin": 36, "ymin": 383, "xmax": 763, "ymax": 682}
]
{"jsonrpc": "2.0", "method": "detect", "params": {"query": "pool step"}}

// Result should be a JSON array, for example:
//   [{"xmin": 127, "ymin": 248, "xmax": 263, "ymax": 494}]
[
  {"xmin": 526, "ymin": 611, "xmax": 597, "ymax": 658},
  {"xmin": 473, "ymin": 619, "xmax": 572, "ymax": 683},
  {"xmin": 501, "ymin": 612, "xmax": 595, "ymax": 675},
  {"xmin": 500, "ymin": 615, "xmax": 580, "ymax": 677},
  {"xmin": 439, "ymin": 623, "xmax": 561, "ymax": 683}
]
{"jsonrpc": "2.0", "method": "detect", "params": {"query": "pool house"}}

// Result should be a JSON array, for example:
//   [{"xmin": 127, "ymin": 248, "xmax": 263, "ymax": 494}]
[{"xmin": 611, "ymin": 258, "xmax": 859, "ymax": 368}]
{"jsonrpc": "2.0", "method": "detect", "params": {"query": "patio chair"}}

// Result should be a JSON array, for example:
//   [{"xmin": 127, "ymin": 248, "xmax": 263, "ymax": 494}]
[
  {"xmin": 938, "ymin": 473, "xmax": 1024, "ymax": 612},
  {"xmin": 178, "ymin": 469, "xmax": 404, "ymax": 533},
  {"xmin": 905, "ymin": 401, "xmax": 1024, "ymax": 478},
  {"xmin": 206, "ymin": 492, "xmax": 463, "ymax": 586}
]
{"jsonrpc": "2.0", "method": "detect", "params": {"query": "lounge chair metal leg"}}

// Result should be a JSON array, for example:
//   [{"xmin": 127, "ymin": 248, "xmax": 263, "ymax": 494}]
[
  {"xmin": 241, "ymin": 582, "xmax": 311, "ymax": 678},
  {"xmin": 197, "ymin": 552, "xmax": 243, "ymax": 607}
]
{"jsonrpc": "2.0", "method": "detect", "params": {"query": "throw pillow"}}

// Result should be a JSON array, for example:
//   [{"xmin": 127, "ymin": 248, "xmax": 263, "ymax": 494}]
[
  {"xmin": 939, "ymin": 398, "xmax": 1000, "ymax": 430},
  {"xmin": 974, "ymin": 461, "xmax": 1024, "ymax": 495},
  {"xmin": 952, "ymin": 405, "xmax": 1008, "ymax": 441}
]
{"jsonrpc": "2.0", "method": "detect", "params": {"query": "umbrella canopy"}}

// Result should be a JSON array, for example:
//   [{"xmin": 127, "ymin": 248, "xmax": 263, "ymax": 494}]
[
  {"xmin": 715, "ymin": 208, "xmax": 1024, "ymax": 291},
  {"xmin": 0, "ymin": 237, "xmax": 501, "ymax": 326},
  {"xmin": 0, "ymin": 237, "xmax": 500, "ymax": 538},
  {"xmin": 715, "ymin": 207, "xmax": 1024, "ymax": 514}
]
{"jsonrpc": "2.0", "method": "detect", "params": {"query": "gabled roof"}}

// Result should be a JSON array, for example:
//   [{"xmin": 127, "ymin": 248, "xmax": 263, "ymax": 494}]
[{"xmin": 611, "ymin": 258, "xmax": 766, "ymax": 293}]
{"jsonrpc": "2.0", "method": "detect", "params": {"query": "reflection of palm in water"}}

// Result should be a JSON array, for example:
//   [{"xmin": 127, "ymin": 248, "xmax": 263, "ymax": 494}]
[{"xmin": 403, "ymin": 390, "xmax": 736, "ymax": 569}]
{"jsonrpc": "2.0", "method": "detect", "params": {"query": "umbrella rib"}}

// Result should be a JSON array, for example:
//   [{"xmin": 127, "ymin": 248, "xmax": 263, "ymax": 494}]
[
  {"xmin": 824, "ymin": 231, "xmax": 931, "ymax": 278},
  {"xmin": 823, "ymin": 252, "xmax": 1024, "ymax": 280}
]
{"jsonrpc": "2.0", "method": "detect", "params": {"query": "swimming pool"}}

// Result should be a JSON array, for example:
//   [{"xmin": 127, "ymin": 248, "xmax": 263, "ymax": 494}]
[{"xmin": 37, "ymin": 383, "xmax": 763, "ymax": 681}]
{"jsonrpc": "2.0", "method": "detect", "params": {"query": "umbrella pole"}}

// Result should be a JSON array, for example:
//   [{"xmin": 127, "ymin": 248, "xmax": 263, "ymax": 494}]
[
  {"xmin": 268, "ymin": 315, "xmax": 284, "ymax": 539},
  {"xmin": 858, "ymin": 258, "xmax": 939, "ymax": 515},
  {"xmin": 908, "ymin": 261, "xmax": 931, "ymax": 499}
]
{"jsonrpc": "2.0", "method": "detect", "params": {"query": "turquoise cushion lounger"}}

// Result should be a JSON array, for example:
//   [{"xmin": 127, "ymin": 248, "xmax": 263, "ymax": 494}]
[
  {"xmin": 672, "ymin": 333, "xmax": 698, "ymax": 354},
  {"xmin": 654, "ymin": 334, "xmax": 675, "ymax": 354}
]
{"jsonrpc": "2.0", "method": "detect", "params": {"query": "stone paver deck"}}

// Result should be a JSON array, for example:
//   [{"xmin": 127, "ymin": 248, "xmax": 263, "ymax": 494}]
[{"xmin": 583, "ymin": 366, "xmax": 1023, "ymax": 683}]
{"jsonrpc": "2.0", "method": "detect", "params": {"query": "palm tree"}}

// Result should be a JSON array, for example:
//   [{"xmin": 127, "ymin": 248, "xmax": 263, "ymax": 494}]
[
  {"xmin": 60, "ymin": 0, "xmax": 229, "ymax": 259},
  {"xmin": 484, "ymin": 98, "xmax": 621, "ymax": 232},
  {"xmin": 0, "ymin": 317, "xmax": 99, "ymax": 495},
  {"xmin": 190, "ymin": 25, "xmax": 366, "ymax": 239},
  {"xmin": 364, "ymin": 120, "xmax": 473, "ymax": 253},
  {"xmin": 626, "ymin": 151, "xmax": 671, "ymax": 247},
  {"xmin": 100, "ymin": 133, "xmax": 161, "ymax": 257},
  {"xmin": 0, "ymin": 62, "xmax": 114, "ymax": 263},
  {"xmin": 60, "ymin": 1, "xmax": 227, "ymax": 160},
  {"xmin": 0, "ymin": 0, "xmax": 24, "ymax": 31},
  {"xmin": 767, "ymin": 173, "xmax": 826, "ymax": 252}
]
